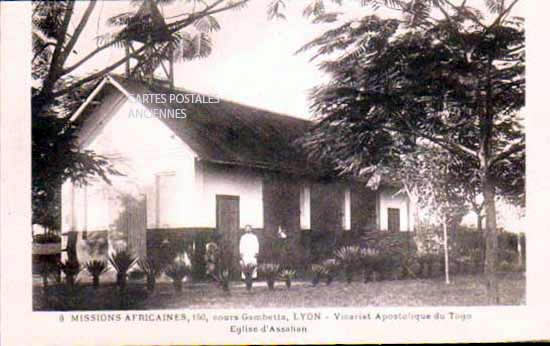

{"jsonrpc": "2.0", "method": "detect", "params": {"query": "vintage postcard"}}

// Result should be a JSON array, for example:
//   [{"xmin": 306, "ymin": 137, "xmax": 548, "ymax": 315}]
[{"xmin": 1, "ymin": 0, "xmax": 549, "ymax": 344}]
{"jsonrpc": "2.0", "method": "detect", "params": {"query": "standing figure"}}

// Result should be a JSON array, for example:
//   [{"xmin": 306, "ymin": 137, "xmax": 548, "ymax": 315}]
[
  {"xmin": 239, "ymin": 225, "xmax": 259, "ymax": 279},
  {"xmin": 204, "ymin": 242, "xmax": 218, "ymax": 277}
]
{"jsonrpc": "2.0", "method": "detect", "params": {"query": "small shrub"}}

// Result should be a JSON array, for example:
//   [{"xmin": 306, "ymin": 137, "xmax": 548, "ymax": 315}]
[
  {"xmin": 165, "ymin": 261, "xmax": 191, "ymax": 294},
  {"xmin": 85, "ymin": 259, "xmax": 109, "ymax": 289},
  {"xmin": 138, "ymin": 257, "xmax": 163, "ymax": 292},
  {"xmin": 280, "ymin": 269, "xmax": 296, "ymax": 289},
  {"xmin": 322, "ymin": 259, "xmax": 338, "ymax": 285},
  {"xmin": 335, "ymin": 245, "xmax": 362, "ymax": 283},
  {"xmin": 108, "ymin": 248, "xmax": 137, "ymax": 291},
  {"xmin": 240, "ymin": 261, "xmax": 256, "ymax": 291},
  {"xmin": 258, "ymin": 263, "xmax": 280, "ymax": 290},
  {"xmin": 311, "ymin": 264, "xmax": 326, "ymax": 286},
  {"xmin": 58, "ymin": 259, "xmax": 81, "ymax": 289}
]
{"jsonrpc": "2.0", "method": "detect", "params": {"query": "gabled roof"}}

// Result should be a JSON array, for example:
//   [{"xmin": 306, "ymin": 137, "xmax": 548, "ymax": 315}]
[{"xmin": 75, "ymin": 75, "xmax": 331, "ymax": 176}]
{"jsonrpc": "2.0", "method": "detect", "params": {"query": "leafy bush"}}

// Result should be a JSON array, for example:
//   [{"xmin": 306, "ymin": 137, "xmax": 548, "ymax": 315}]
[
  {"xmin": 280, "ymin": 269, "xmax": 296, "ymax": 289},
  {"xmin": 321, "ymin": 259, "xmax": 339, "ymax": 285},
  {"xmin": 335, "ymin": 245, "xmax": 362, "ymax": 283},
  {"xmin": 138, "ymin": 257, "xmax": 163, "ymax": 292},
  {"xmin": 33, "ymin": 233, "xmax": 61, "ymax": 244},
  {"xmin": 417, "ymin": 253, "xmax": 442, "ymax": 278},
  {"xmin": 363, "ymin": 231, "xmax": 417, "ymax": 279},
  {"xmin": 311, "ymin": 264, "xmax": 326, "ymax": 286},
  {"xmin": 108, "ymin": 248, "xmax": 137, "ymax": 291},
  {"xmin": 85, "ymin": 259, "xmax": 109, "ymax": 289},
  {"xmin": 240, "ymin": 262, "xmax": 256, "ymax": 291},
  {"xmin": 258, "ymin": 263, "xmax": 280, "ymax": 290},
  {"xmin": 165, "ymin": 261, "xmax": 191, "ymax": 293}
]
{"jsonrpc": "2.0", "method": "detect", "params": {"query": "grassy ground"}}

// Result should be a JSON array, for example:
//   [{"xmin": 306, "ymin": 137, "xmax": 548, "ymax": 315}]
[{"xmin": 33, "ymin": 272, "xmax": 525, "ymax": 311}]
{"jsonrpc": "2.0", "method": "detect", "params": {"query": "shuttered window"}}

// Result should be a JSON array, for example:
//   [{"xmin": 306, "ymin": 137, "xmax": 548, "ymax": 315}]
[
  {"xmin": 343, "ymin": 188, "xmax": 351, "ymax": 231},
  {"xmin": 300, "ymin": 185, "xmax": 311, "ymax": 230}
]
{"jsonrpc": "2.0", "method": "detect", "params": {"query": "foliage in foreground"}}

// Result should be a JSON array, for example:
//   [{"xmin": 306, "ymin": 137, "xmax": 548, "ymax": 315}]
[
  {"xmin": 280, "ymin": 269, "xmax": 296, "ymax": 289},
  {"xmin": 138, "ymin": 257, "xmax": 164, "ymax": 292},
  {"xmin": 108, "ymin": 248, "xmax": 137, "ymax": 291},
  {"xmin": 240, "ymin": 261, "xmax": 257, "ymax": 291},
  {"xmin": 258, "ymin": 263, "xmax": 280, "ymax": 290},
  {"xmin": 85, "ymin": 259, "xmax": 109, "ymax": 289},
  {"xmin": 58, "ymin": 259, "xmax": 81, "ymax": 288}
]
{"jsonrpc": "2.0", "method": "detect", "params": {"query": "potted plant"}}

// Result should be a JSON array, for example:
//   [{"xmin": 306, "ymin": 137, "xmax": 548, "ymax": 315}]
[
  {"xmin": 335, "ymin": 245, "xmax": 361, "ymax": 284},
  {"xmin": 58, "ymin": 259, "xmax": 81, "ymax": 289},
  {"xmin": 280, "ymin": 269, "xmax": 296, "ymax": 289},
  {"xmin": 138, "ymin": 257, "xmax": 163, "ymax": 293},
  {"xmin": 258, "ymin": 263, "xmax": 280, "ymax": 290},
  {"xmin": 85, "ymin": 259, "xmax": 109, "ymax": 289},
  {"xmin": 240, "ymin": 261, "xmax": 256, "ymax": 291},
  {"xmin": 108, "ymin": 248, "xmax": 137, "ymax": 292}
]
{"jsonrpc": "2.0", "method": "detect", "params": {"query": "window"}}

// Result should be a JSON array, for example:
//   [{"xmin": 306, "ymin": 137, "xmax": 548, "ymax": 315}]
[
  {"xmin": 156, "ymin": 172, "xmax": 179, "ymax": 227},
  {"xmin": 300, "ymin": 185, "xmax": 311, "ymax": 230},
  {"xmin": 343, "ymin": 188, "xmax": 351, "ymax": 231},
  {"xmin": 388, "ymin": 208, "xmax": 400, "ymax": 232}
]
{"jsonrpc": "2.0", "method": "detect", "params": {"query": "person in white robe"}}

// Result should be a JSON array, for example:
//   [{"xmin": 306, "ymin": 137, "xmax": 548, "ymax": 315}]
[{"xmin": 239, "ymin": 225, "xmax": 259, "ymax": 279}]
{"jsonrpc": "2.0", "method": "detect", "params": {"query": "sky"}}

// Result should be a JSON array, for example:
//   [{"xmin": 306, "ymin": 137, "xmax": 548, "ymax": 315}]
[{"xmin": 68, "ymin": 0, "xmax": 524, "ymax": 120}]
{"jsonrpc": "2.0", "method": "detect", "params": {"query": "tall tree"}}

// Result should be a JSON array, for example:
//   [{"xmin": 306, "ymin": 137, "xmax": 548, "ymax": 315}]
[
  {"xmin": 32, "ymin": 0, "xmax": 250, "ymax": 228},
  {"xmin": 298, "ymin": 0, "xmax": 524, "ymax": 303}
]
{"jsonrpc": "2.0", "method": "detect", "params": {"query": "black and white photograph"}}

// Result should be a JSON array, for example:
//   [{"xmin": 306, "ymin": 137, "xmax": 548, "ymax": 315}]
[{"xmin": 2, "ymin": 0, "xmax": 548, "ymax": 344}]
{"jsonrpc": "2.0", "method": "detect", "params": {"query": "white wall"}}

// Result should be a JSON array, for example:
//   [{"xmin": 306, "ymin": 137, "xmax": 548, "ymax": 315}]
[
  {"xmin": 196, "ymin": 163, "xmax": 264, "ymax": 229},
  {"xmin": 62, "ymin": 99, "xmax": 199, "ymax": 232},
  {"xmin": 62, "ymin": 98, "xmax": 265, "ymax": 232},
  {"xmin": 378, "ymin": 187, "xmax": 410, "ymax": 232}
]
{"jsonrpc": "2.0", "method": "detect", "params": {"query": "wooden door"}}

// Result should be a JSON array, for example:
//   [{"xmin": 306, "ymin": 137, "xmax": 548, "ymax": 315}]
[{"xmin": 216, "ymin": 195, "xmax": 240, "ymax": 277}]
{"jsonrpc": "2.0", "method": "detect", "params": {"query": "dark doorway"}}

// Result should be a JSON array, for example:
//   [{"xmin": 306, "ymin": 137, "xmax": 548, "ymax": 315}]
[{"xmin": 216, "ymin": 195, "xmax": 240, "ymax": 277}]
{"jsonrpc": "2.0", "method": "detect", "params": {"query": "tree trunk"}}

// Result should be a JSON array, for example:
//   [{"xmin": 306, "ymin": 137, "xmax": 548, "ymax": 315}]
[
  {"xmin": 66, "ymin": 231, "xmax": 78, "ymax": 263},
  {"xmin": 442, "ymin": 216, "xmax": 450, "ymax": 285},
  {"xmin": 483, "ymin": 177, "xmax": 499, "ymax": 304},
  {"xmin": 477, "ymin": 212, "xmax": 486, "ymax": 274},
  {"xmin": 516, "ymin": 232, "xmax": 523, "ymax": 268},
  {"xmin": 480, "ymin": 52, "xmax": 499, "ymax": 304}
]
